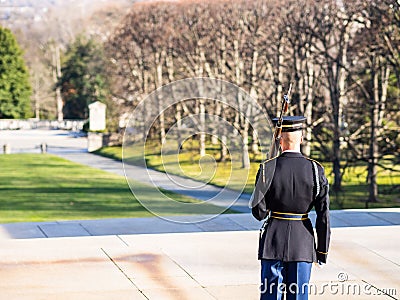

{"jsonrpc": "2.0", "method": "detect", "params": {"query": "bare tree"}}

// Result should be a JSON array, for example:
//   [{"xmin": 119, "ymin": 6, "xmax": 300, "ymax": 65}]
[
  {"xmin": 349, "ymin": 0, "xmax": 397, "ymax": 205},
  {"xmin": 105, "ymin": 0, "xmax": 399, "ymax": 197}
]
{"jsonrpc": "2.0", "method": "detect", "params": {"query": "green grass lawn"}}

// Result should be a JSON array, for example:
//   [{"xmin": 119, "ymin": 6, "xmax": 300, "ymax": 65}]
[
  {"xmin": 95, "ymin": 142, "xmax": 400, "ymax": 210},
  {"xmin": 0, "ymin": 154, "xmax": 233, "ymax": 223}
]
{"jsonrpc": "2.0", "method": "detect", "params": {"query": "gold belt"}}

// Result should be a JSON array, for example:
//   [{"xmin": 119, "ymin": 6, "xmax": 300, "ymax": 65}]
[{"xmin": 270, "ymin": 211, "xmax": 309, "ymax": 220}]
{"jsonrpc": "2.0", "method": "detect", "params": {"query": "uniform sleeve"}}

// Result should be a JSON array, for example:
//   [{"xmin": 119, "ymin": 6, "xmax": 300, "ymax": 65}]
[
  {"xmin": 314, "ymin": 166, "xmax": 331, "ymax": 263},
  {"xmin": 251, "ymin": 165, "xmax": 269, "ymax": 221}
]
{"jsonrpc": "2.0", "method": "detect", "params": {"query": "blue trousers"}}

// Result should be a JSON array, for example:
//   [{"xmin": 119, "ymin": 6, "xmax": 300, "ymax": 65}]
[{"xmin": 260, "ymin": 259, "xmax": 312, "ymax": 300}]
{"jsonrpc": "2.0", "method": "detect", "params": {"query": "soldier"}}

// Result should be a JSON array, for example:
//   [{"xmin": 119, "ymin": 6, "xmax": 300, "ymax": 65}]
[{"xmin": 251, "ymin": 116, "xmax": 330, "ymax": 300}]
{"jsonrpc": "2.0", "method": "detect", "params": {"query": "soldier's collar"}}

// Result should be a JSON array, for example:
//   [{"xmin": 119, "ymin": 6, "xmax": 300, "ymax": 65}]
[
  {"xmin": 280, "ymin": 151, "xmax": 303, "ymax": 158},
  {"xmin": 282, "ymin": 150, "xmax": 301, "ymax": 153}
]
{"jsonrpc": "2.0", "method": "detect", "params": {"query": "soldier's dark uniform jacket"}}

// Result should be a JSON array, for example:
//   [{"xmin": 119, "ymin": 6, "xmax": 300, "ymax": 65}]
[{"xmin": 252, "ymin": 152, "xmax": 330, "ymax": 263}]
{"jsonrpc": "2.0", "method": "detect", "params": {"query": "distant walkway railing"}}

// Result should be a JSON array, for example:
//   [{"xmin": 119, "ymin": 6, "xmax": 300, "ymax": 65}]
[{"xmin": 0, "ymin": 119, "xmax": 86, "ymax": 131}]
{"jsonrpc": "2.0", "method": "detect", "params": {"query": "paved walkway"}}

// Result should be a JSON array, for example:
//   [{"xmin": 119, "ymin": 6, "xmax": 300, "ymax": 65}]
[{"xmin": 0, "ymin": 129, "xmax": 86, "ymax": 154}]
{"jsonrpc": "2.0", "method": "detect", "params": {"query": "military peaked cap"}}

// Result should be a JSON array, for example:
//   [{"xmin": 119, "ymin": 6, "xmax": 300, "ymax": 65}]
[{"xmin": 272, "ymin": 116, "xmax": 306, "ymax": 132}]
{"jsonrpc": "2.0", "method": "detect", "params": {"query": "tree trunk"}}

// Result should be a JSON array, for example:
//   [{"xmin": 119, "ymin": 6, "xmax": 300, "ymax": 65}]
[
  {"xmin": 367, "ymin": 56, "xmax": 381, "ymax": 205},
  {"xmin": 211, "ymin": 133, "xmax": 219, "ymax": 145},
  {"xmin": 233, "ymin": 39, "xmax": 249, "ymax": 168},
  {"xmin": 155, "ymin": 52, "xmax": 165, "ymax": 144},
  {"xmin": 52, "ymin": 45, "xmax": 63, "ymax": 121},
  {"xmin": 175, "ymin": 103, "xmax": 183, "ymax": 149},
  {"xmin": 199, "ymin": 99, "xmax": 206, "ymax": 157},
  {"xmin": 218, "ymin": 35, "xmax": 228, "ymax": 162},
  {"xmin": 166, "ymin": 51, "xmax": 182, "ymax": 150},
  {"xmin": 275, "ymin": 43, "xmax": 284, "ymax": 116},
  {"xmin": 219, "ymin": 84, "xmax": 228, "ymax": 162},
  {"xmin": 34, "ymin": 73, "xmax": 40, "ymax": 120},
  {"xmin": 332, "ymin": 126, "xmax": 342, "ymax": 192},
  {"xmin": 196, "ymin": 48, "xmax": 206, "ymax": 157},
  {"xmin": 56, "ymin": 87, "xmax": 63, "ymax": 121},
  {"xmin": 252, "ymin": 129, "xmax": 259, "ymax": 155},
  {"xmin": 379, "ymin": 66, "xmax": 390, "ymax": 125},
  {"xmin": 221, "ymin": 135, "xmax": 228, "ymax": 162},
  {"xmin": 329, "ymin": 64, "xmax": 343, "ymax": 192},
  {"xmin": 142, "ymin": 69, "xmax": 149, "ymax": 140},
  {"xmin": 212, "ymin": 102, "xmax": 222, "ymax": 145},
  {"xmin": 330, "ymin": 22, "xmax": 349, "ymax": 192},
  {"xmin": 250, "ymin": 49, "xmax": 260, "ymax": 155},
  {"xmin": 332, "ymin": 27, "xmax": 349, "ymax": 192},
  {"xmin": 241, "ymin": 101, "xmax": 251, "ymax": 169},
  {"xmin": 220, "ymin": 107, "xmax": 228, "ymax": 162},
  {"xmin": 303, "ymin": 47, "xmax": 315, "ymax": 157},
  {"xmin": 242, "ymin": 122, "xmax": 250, "ymax": 169}
]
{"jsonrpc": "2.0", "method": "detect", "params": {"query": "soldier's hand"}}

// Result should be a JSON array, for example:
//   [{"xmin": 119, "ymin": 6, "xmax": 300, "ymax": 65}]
[{"xmin": 314, "ymin": 261, "xmax": 325, "ymax": 269}]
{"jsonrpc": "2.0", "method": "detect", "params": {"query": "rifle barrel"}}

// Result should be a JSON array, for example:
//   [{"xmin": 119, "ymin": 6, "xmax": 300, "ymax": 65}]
[{"xmin": 268, "ymin": 83, "xmax": 292, "ymax": 159}]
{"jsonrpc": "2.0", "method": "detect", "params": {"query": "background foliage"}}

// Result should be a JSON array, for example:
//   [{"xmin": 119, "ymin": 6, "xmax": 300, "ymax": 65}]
[
  {"xmin": 59, "ymin": 36, "xmax": 109, "ymax": 119},
  {"xmin": 1, "ymin": 0, "xmax": 399, "ymax": 208},
  {"xmin": 0, "ymin": 26, "xmax": 32, "ymax": 118}
]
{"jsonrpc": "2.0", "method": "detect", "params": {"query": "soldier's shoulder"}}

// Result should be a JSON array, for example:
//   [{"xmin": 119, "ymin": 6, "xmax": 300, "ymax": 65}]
[
  {"xmin": 304, "ymin": 156, "xmax": 324, "ymax": 169},
  {"xmin": 261, "ymin": 155, "xmax": 278, "ymax": 166}
]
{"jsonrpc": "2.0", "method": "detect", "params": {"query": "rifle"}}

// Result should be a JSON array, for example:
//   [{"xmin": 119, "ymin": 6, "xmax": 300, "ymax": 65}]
[
  {"xmin": 261, "ymin": 84, "xmax": 292, "ymax": 183},
  {"xmin": 250, "ymin": 84, "xmax": 293, "ymax": 209},
  {"xmin": 268, "ymin": 83, "xmax": 292, "ymax": 159}
]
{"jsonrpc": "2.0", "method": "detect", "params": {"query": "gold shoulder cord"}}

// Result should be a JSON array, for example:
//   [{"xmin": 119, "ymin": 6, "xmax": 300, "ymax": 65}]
[
  {"xmin": 311, "ymin": 161, "xmax": 320, "ymax": 198},
  {"xmin": 261, "ymin": 156, "xmax": 278, "ymax": 183}
]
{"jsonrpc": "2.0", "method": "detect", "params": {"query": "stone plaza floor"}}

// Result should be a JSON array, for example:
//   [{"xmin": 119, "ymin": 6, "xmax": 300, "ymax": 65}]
[{"xmin": 0, "ymin": 210, "xmax": 399, "ymax": 300}]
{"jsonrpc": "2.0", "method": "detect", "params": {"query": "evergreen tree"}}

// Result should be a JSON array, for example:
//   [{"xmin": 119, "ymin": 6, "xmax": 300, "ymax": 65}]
[
  {"xmin": 0, "ymin": 27, "xmax": 32, "ymax": 119},
  {"xmin": 59, "ymin": 36, "xmax": 109, "ymax": 119}
]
